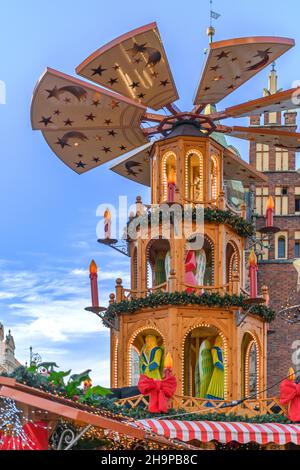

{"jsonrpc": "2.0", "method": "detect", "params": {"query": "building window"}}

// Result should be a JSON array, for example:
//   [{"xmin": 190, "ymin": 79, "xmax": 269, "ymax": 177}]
[
  {"xmin": 295, "ymin": 241, "xmax": 300, "ymax": 258},
  {"xmin": 255, "ymin": 187, "xmax": 269, "ymax": 216},
  {"xmin": 295, "ymin": 196, "xmax": 300, "ymax": 214},
  {"xmin": 275, "ymin": 148, "xmax": 289, "ymax": 171},
  {"xmin": 256, "ymin": 144, "xmax": 269, "ymax": 172},
  {"xmin": 275, "ymin": 232, "xmax": 288, "ymax": 260},
  {"xmin": 275, "ymin": 186, "xmax": 288, "ymax": 215},
  {"xmin": 278, "ymin": 237, "xmax": 286, "ymax": 258}
]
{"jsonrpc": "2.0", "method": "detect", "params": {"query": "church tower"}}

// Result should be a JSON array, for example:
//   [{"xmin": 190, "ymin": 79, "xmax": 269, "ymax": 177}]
[
  {"xmin": 249, "ymin": 65, "xmax": 300, "ymax": 389},
  {"xmin": 109, "ymin": 120, "xmax": 270, "ymax": 401}
]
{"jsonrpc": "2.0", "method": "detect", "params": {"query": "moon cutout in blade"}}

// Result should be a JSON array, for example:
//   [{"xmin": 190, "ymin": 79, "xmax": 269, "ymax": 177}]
[
  {"xmin": 46, "ymin": 85, "xmax": 88, "ymax": 102},
  {"xmin": 245, "ymin": 49, "xmax": 271, "ymax": 72},
  {"xmin": 55, "ymin": 131, "xmax": 88, "ymax": 148},
  {"xmin": 125, "ymin": 161, "xmax": 142, "ymax": 177}
]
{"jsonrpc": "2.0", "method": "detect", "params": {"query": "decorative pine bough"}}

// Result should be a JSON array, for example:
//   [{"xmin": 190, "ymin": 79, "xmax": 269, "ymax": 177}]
[
  {"xmin": 0, "ymin": 366, "xmax": 291, "ymax": 424},
  {"xmin": 103, "ymin": 291, "xmax": 275, "ymax": 327},
  {"xmin": 129, "ymin": 207, "xmax": 255, "ymax": 238}
]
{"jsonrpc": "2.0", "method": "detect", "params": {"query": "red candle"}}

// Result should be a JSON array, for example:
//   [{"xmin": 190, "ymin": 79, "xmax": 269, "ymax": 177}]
[
  {"xmin": 89, "ymin": 260, "xmax": 99, "ymax": 307},
  {"xmin": 265, "ymin": 196, "xmax": 274, "ymax": 227},
  {"xmin": 167, "ymin": 168, "xmax": 176, "ymax": 202},
  {"xmin": 248, "ymin": 250, "xmax": 258, "ymax": 298}
]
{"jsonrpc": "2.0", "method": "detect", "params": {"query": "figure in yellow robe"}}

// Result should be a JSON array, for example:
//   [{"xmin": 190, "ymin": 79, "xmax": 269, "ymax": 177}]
[
  {"xmin": 205, "ymin": 336, "xmax": 224, "ymax": 400},
  {"xmin": 197, "ymin": 339, "xmax": 214, "ymax": 398},
  {"xmin": 139, "ymin": 335, "xmax": 163, "ymax": 380}
]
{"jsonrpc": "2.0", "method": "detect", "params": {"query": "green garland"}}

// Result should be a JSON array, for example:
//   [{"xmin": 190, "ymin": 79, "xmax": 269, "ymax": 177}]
[
  {"xmin": 130, "ymin": 207, "xmax": 254, "ymax": 238},
  {"xmin": 203, "ymin": 207, "xmax": 254, "ymax": 238},
  {"xmin": 0, "ymin": 367, "xmax": 292, "ymax": 424},
  {"xmin": 104, "ymin": 291, "xmax": 275, "ymax": 326}
]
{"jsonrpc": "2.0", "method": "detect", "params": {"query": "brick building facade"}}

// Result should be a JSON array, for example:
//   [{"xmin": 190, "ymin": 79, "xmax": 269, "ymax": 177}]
[{"xmin": 249, "ymin": 65, "xmax": 300, "ymax": 390}]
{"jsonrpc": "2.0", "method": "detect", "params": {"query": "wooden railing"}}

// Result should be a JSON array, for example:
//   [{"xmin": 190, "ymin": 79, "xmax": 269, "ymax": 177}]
[
  {"xmin": 115, "ymin": 394, "xmax": 287, "ymax": 417},
  {"xmin": 178, "ymin": 282, "xmax": 229, "ymax": 295},
  {"xmin": 122, "ymin": 283, "xmax": 168, "ymax": 300}
]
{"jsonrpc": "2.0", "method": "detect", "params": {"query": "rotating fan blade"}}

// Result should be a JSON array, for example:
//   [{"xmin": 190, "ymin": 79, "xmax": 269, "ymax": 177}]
[
  {"xmin": 223, "ymin": 125, "xmax": 300, "ymax": 151},
  {"xmin": 223, "ymin": 146, "xmax": 268, "ymax": 184},
  {"xmin": 193, "ymin": 36, "xmax": 294, "ymax": 105},
  {"xmin": 76, "ymin": 22, "xmax": 179, "ymax": 111},
  {"xmin": 110, "ymin": 143, "xmax": 153, "ymax": 186},
  {"xmin": 222, "ymin": 87, "xmax": 300, "ymax": 118},
  {"xmin": 31, "ymin": 68, "xmax": 148, "ymax": 174}
]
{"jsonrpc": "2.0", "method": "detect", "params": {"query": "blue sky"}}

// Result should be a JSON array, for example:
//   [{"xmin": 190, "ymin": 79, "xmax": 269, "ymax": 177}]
[{"xmin": 0, "ymin": 0, "xmax": 300, "ymax": 385}]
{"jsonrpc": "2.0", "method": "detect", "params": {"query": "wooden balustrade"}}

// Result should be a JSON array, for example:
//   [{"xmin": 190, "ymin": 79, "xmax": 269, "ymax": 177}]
[{"xmin": 115, "ymin": 394, "xmax": 288, "ymax": 417}]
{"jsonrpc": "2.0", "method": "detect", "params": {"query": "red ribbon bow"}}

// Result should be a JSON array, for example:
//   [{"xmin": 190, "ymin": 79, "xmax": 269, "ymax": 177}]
[
  {"xmin": 280, "ymin": 379, "xmax": 300, "ymax": 422},
  {"xmin": 138, "ymin": 374, "xmax": 177, "ymax": 413}
]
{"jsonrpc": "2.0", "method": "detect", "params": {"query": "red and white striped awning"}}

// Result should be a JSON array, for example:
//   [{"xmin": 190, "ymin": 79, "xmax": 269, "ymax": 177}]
[{"xmin": 137, "ymin": 419, "xmax": 300, "ymax": 445}]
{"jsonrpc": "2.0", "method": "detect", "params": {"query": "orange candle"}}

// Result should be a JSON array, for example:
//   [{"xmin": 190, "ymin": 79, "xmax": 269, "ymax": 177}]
[
  {"xmin": 265, "ymin": 196, "xmax": 274, "ymax": 227},
  {"xmin": 248, "ymin": 250, "xmax": 258, "ymax": 298},
  {"xmin": 89, "ymin": 260, "xmax": 99, "ymax": 307}
]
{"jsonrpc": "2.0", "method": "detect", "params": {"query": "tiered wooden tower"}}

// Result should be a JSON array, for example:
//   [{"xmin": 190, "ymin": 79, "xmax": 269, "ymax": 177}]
[{"xmin": 110, "ymin": 122, "xmax": 269, "ymax": 401}]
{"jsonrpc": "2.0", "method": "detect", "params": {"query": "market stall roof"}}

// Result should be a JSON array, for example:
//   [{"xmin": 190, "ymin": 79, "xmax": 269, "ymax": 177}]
[
  {"xmin": 0, "ymin": 377, "xmax": 183, "ymax": 449},
  {"xmin": 137, "ymin": 419, "xmax": 300, "ymax": 445}
]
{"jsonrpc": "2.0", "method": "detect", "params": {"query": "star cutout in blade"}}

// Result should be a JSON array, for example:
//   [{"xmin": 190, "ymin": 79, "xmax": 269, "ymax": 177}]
[
  {"xmin": 39, "ymin": 116, "xmax": 53, "ymax": 126},
  {"xmin": 54, "ymin": 109, "xmax": 61, "ymax": 115},
  {"xmin": 91, "ymin": 65, "xmax": 107, "ymax": 76},
  {"xmin": 130, "ymin": 81, "xmax": 140, "ymax": 89},
  {"xmin": 111, "ymin": 100, "xmax": 120, "ymax": 109},
  {"xmin": 151, "ymin": 71, "xmax": 159, "ymax": 78},
  {"xmin": 138, "ymin": 93, "xmax": 146, "ymax": 99},
  {"xmin": 102, "ymin": 146, "xmax": 111, "ymax": 153},
  {"xmin": 46, "ymin": 86, "xmax": 60, "ymax": 99},
  {"xmin": 75, "ymin": 160, "xmax": 86, "ymax": 168},
  {"xmin": 56, "ymin": 138, "xmax": 70, "ymax": 149},
  {"xmin": 113, "ymin": 64, "xmax": 120, "ymax": 70},
  {"xmin": 108, "ymin": 130, "xmax": 117, "ymax": 137},
  {"xmin": 216, "ymin": 50, "xmax": 230, "ymax": 60},
  {"xmin": 92, "ymin": 100, "xmax": 100, "ymax": 107},
  {"xmin": 64, "ymin": 97, "xmax": 71, "ymax": 103},
  {"xmin": 104, "ymin": 119, "xmax": 112, "ymax": 125},
  {"xmin": 119, "ymin": 145, "xmax": 127, "ymax": 151},
  {"xmin": 108, "ymin": 78, "xmax": 118, "ymax": 86},
  {"xmin": 86, "ymin": 113, "xmax": 96, "ymax": 121},
  {"xmin": 210, "ymin": 65, "xmax": 220, "ymax": 71},
  {"xmin": 64, "ymin": 118, "xmax": 74, "ymax": 126},
  {"xmin": 160, "ymin": 79, "xmax": 169, "ymax": 87},
  {"xmin": 127, "ymin": 42, "xmax": 147, "ymax": 57},
  {"xmin": 93, "ymin": 157, "xmax": 101, "ymax": 163}
]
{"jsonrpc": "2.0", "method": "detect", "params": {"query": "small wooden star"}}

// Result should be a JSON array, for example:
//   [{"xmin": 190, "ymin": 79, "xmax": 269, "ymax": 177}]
[
  {"xmin": 92, "ymin": 100, "xmax": 100, "ymax": 107},
  {"xmin": 56, "ymin": 138, "xmax": 69, "ymax": 149},
  {"xmin": 108, "ymin": 77, "xmax": 118, "ymax": 86},
  {"xmin": 108, "ymin": 130, "xmax": 117, "ymax": 137},
  {"xmin": 39, "ymin": 116, "xmax": 53, "ymax": 126},
  {"xmin": 86, "ymin": 113, "xmax": 96, "ymax": 121},
  {"xmin": 216, "ymin": 50, "xmax": 230, "ymax": 60},
  {"xmin": 91, "ymin": 65, "xmax": 107, "ymax": 76},
  {"xmin": 64, "ymin": 118, "xmax": 74, "ymax": 126},
  {"xmin": 130, "ymin": 81, "xmax": 140, "ymax": 89},
  {"xmin": 111, "ymin": 100, "xmax": 120, "ymax": 109},
  {"xmin": 75, "ymin": 160, "xmax": 87, "ymax": 168}
]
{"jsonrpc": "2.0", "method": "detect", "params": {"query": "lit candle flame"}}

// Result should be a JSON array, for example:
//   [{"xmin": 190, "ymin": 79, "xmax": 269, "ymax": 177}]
[
  {"xmin": 248, "ymin": 250, "xmax": 257, "ymax": 266},
  {"xmin": 164, "ymin": 352, "xmax": 173, "ymax": 369},
  {"xmin": 266, "ymin": 195, "xmax": 275, "ymax": 210},
  {"xmin": 168, "ymin": 167, "xmax": 176, "ymax": 184},
  {"xmin": 104, "ymin": 208, "xmax": 111, "ymax": 220},
  {"xmin": 89, "ymin": 259, "xmax": 98, "ymax": 275}
]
